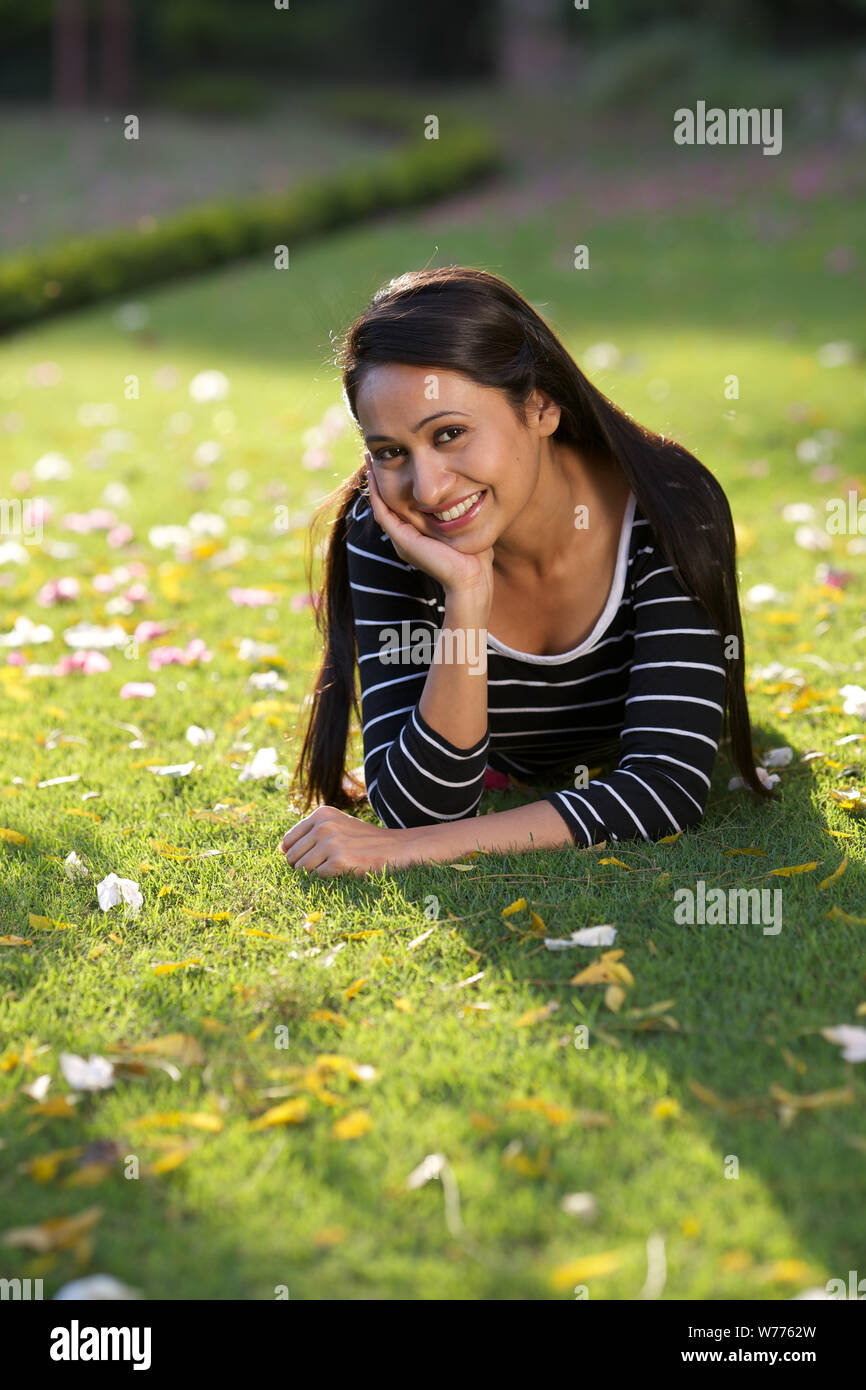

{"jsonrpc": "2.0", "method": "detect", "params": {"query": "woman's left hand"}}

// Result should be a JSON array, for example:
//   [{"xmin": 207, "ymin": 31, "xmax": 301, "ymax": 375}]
[{"xmin": 279, "ymin": 805, "xmax": 416, "ymax": 877}]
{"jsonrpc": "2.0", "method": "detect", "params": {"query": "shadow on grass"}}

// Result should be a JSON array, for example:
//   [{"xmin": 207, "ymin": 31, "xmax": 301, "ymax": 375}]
[{"xmin": 257, "ymin": 721, "xmax": 866, "ymax": 1293}]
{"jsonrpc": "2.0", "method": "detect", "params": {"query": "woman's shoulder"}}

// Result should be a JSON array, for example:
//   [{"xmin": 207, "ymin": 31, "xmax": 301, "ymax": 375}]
[
  {"xmin": 345, "ymin": 491, "xmax": 396, "ymax": 563},
  {"xmin": 627, "ymin": 495, "xmax": 656, "ymax": 558},
  {"xmin": 345, "ymin": 491, "xmax": 389, "ymax": 553}
]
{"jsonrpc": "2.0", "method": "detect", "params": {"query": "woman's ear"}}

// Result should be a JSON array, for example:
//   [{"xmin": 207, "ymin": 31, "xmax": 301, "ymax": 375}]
[{"xmin": 526, "ymin": 388, "xmax": 561, "ymax": 438}]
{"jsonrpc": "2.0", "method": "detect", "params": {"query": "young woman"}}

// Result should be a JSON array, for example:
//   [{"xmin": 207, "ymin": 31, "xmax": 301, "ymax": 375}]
[{"xmin": 280, "ymin": 267, "xmax": 776, "ymax": 877}]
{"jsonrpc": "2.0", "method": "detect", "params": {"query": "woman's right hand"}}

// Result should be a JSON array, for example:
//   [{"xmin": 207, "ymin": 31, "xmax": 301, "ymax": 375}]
[{"xmin": 365, "ymin": 455, "xmax": 494, "ymax": 612}]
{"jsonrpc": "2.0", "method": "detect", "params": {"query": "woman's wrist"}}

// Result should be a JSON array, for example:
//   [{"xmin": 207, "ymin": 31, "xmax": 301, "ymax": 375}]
[{"xmin": 443, "ymin": 586, "xmax": 491, "ymax": 628}]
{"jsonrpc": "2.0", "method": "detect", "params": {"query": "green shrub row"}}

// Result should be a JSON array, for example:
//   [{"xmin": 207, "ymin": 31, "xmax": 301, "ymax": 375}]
[{"xmin": 0, "ymin": 119, "xmax": 501, "ymax": 333}]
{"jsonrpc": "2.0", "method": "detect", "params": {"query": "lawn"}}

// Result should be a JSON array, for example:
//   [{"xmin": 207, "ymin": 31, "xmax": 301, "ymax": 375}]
[
  {"xmin": 0, "ymin": 144, "xmax": 864, "ymax": 1299},
  {"xmin": 0, "ymin": 94, "xmax": 396, "ymax": 255}
]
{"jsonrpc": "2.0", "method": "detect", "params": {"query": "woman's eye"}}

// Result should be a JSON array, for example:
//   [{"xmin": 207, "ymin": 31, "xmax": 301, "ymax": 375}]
[{"xmin": 371, "ymin": 426, "xmax": 464, "ymax": 463}]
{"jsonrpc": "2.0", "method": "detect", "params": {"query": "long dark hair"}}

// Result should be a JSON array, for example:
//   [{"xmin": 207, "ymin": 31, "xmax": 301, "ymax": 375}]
[{"xmin": 295, "ymin": 266, "xmax": 777, "ymax": 810}]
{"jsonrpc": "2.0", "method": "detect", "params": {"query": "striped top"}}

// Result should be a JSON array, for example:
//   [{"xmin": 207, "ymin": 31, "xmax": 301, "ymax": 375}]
[{"xmin": 345, "ymin": 490, "xmax": 726, "ymax": 846}]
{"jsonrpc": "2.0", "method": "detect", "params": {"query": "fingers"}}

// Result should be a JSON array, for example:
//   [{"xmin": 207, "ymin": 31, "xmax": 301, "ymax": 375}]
[
  {"xmin": 280, "ymin": 818, "xmax": 311, "ymax": 853},
  {"xmin": 364, "ymin": 453, "xmax": 386, "ymax": 513},
  {"xmin": 280, "ymin": 805, "xmax": 337, "ymax": 854},
  {"xmin": 290, "ymin": 840, "xmax": 332, "ymax": 873}
]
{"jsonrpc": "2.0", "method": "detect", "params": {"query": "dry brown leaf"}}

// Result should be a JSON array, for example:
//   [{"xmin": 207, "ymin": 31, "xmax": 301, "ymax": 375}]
[
  {"xmin": 3, "ymin": 1205, "xmax": 103, "ymax": 1252},
  {"xmin": 768, "ymin": 1082, "xmax": 855, "ymax": 1111},
  {"xmin": 115, "ymin": 1033, "xmax": 204, "ymax": 1066}
]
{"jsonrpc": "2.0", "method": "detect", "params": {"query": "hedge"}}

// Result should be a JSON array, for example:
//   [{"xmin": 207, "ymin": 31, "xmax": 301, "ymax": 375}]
[{"xmin": 0, "ymin": 117, "xmax": 502, "ymax": 334}]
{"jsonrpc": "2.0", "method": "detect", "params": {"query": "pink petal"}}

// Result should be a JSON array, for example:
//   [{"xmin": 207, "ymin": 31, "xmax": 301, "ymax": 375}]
[
  {"xmin": 120, "ymin": 681, "xmax": 156, "ymax": 698},
  {"xmin": 107, "ymin": 524, "xmax": 134, "ymax": 548}
]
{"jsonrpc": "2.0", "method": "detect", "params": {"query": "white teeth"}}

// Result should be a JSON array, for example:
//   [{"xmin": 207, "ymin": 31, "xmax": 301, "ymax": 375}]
[{"xmin": 433, "ymin": 491, "xmax": 483, "ymax": 522}]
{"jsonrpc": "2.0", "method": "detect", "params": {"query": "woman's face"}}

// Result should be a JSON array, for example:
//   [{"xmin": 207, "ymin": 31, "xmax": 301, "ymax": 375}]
[{"xmin": 355, "ymin": 365, "xmax": 560, "ymax": 552}]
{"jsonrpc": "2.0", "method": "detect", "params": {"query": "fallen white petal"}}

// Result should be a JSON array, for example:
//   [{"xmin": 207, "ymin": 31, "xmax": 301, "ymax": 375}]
[
  {"xmin": 320, "ymin": 942, "xmax": 346, "ymax": 967},
  {"xmin": 53, "ymin": 1274, "xmax": 141, "ymax": 1300},
  {"xmin": 186, "ymin": 725, "xmax": 215, "ymax": 746},
  {"xmin": 406, "ymin": 1153, "xmax": 447, "ymax": 1188},
  {"xmin": 59, "ymin": 1052, "xmax": 115, "ymax": 1091},
  {"xmin": 820, "ymin": 1025, "xmax": 866, "ymax": 1063},
  {"xmin": 839, "ymin": 684, "xmax": 866, "ymax": 718},
  {"xmin": 21, "ymin": 1073, "xmax": 52, "ymax": 1101},
  {"xmin": 96, "ymin": 873, "xmax": 143, "ymax": 916},
  {"xmin": 64, "ymin": 850, "xmax": 89, "ymax": 881},
  {"xmin": 560, "ymin": 1192, "xmax": 598, "ymax": 1219},
  {"xmin": 762, "ymin": 747, "xmax": 793, "ymax": 768},
  {"xmin": 545, "ymin": 924, "xmax": 618, "ymax": 949},
  {"xmin": 238, "ymin": 747, "xmax": 283, "ymax": 781}
]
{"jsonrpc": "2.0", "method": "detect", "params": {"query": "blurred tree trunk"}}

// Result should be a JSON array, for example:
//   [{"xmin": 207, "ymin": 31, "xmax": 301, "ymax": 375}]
[
  {"xmin": 53, "ymin": 0, "xmax": 87, "ymax": 106},
  {"xmin": 100, "ymin": 0, "xmax": 133, "ymax": 106}
]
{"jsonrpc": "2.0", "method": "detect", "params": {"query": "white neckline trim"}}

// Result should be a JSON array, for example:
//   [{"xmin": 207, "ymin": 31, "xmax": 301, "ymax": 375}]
[{"xmin": 486, "ymin": 491, "xmax": 637, "ymax": 665}]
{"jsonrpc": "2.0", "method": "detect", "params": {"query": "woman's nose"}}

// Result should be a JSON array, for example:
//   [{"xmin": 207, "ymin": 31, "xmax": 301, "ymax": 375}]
[{"xmin": 410, "ymin": 451, "xmax": 457, "ymax": 510}]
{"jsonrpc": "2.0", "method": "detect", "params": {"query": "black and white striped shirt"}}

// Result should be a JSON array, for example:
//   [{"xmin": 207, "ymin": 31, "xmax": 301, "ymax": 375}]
[{"xmin": 345, "ymin": 490, "xmax": 726, "ymax": 846}]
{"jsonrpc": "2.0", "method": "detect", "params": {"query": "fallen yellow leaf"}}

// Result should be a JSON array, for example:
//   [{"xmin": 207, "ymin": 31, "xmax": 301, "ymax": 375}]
[
  {"xmin": 309, "ymin": 1009, "xmax": 348, "ymax": 1027},
  {"xmin": 514, "ymin": 1001, "xmax": 560, "ymax": 1027},
  {"xmin": 550, "ymin": 1249, "xmax": 625, "ymax": 1290},
  {"xmin": 61, "ymin": 1163, "xmax": 112, "ymax": 1188},
  {"xmin": 3, "ymin": 1205, "xmax": 102, "ymax": 1252},
  {"xmin": 652, "ymin": 1097, "xmax": 681, "ymax": 1120},
  {"xmin": 332, "ymin": 1109, "xmax": 373, "ymax": 1140},
  {"xmin": 605, "ymin": 984, "xmax": 626, "ymax": 1012},
  {"xmin": 249, "ymin": 1097, "xmax": 310, "ymax": 1131},
  {"xmin": 824, "ymin": 906, "xmax": 866, "ymax": 925},
  {"xmin": 501, "ymin": 898, "xmax": 527, "ymax": 918},
  {"xmin": 117, "ymin": 1033, "xmax": 204, "ymax": 1066},
  {"xmin": 0, "ymin": 827, "xmax": 29, "ymax": 846},
  {"xmin": 129, "ymin": 1110, "xmax": 223, "ymax": 1133},
  {"xmin": 22, "ymin": 1147, "xmax": 85, "ymax": 1183},
  {"xmin": 151, "ymin": 958, "xmax": 202, "ymax": 975},
  {"xmin": 817, "ymin": 855, "xmax": 848, "ymax": 890},
  {"xmin": 504, "ymin": 1097, "xmax": 572, "ymax": 1125},
  {"xmin": 768, "ymin": 861, "xmax": 818, "ymax": 877},
  {"xmin": 27, "ymin": 1095, "xmax": 79, "ymax": 1118},
  {"xmin": 769, "ymin": 1083, "xmax": 854, "ymax": 1111},
  {"xmin": 148, "ymin": 1146, "xmax": 194, "ymax": 1175}
]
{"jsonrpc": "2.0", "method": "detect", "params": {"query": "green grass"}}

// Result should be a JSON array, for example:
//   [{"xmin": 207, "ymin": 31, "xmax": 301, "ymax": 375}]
[
  {"xmin": 0, "ymin": 94, "xmax": 397, "ymax": 255},
  {"xmin": 0, "ymin": 144, "xmax": 865, "ymax": 1300}
]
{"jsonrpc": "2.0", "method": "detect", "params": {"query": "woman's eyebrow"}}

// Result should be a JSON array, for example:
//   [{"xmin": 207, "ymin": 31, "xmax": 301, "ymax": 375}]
[{"xmin": 364, "ymin": 409, "xmax": 470, "ymax": 444}]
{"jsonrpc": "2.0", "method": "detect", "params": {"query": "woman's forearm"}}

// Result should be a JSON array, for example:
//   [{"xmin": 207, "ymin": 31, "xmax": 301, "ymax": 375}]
[
  {"xmin": 417, "ymin": 590, "xmax": 490, "ymax": 750},
  {"xmin": 396, "ymin": 798, "xmax": 577, "ymax": 864}
]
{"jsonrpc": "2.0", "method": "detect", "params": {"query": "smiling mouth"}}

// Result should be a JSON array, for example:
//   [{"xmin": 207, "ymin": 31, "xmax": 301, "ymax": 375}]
[{"xmin": 428, "ymin": 490, "xmax": 486, "ymax": 523}]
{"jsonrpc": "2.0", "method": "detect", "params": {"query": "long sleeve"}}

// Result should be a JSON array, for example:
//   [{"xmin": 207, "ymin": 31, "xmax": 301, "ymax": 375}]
[
  {"xmin": 544, "ymin": 545, "xmax": 727, "ymax": 847},
  {"xmin": 346, "ymin": 499, "xmax": 489, "ymax": 829}
]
